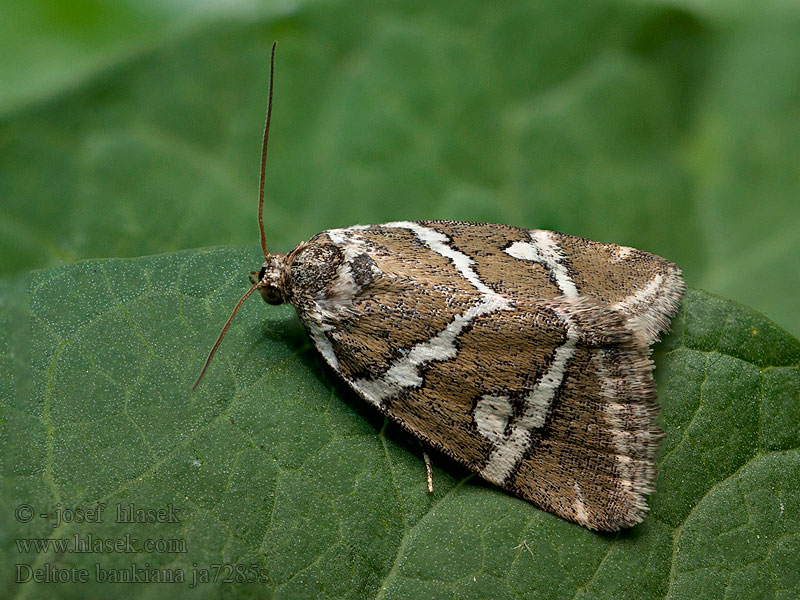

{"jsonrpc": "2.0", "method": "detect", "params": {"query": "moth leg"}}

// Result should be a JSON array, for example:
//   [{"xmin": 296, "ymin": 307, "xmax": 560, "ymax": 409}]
[{"xmin": 423, "ymin": 451, "xmax": 434, "ymax": 493}]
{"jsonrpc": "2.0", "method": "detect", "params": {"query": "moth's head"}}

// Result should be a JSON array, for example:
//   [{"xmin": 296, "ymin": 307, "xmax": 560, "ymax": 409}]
[{"xmin": 256, "ymin": 254, "xmax": 289, "ymax": 305}]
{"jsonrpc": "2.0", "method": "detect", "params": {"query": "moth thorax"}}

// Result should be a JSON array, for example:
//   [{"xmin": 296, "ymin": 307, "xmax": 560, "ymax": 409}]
[
  {"xmin": 258, "ymin": 254, "xmax": 289, "ymax": 305},
  {"xmin": 289, "ymin": 242, "xmax": 345, "ymax": 299}
]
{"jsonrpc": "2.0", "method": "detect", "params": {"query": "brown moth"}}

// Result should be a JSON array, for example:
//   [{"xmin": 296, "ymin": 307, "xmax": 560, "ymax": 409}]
[{"xmin": 194, "ymin": 43, "xmax": 686, "ymax": 531}]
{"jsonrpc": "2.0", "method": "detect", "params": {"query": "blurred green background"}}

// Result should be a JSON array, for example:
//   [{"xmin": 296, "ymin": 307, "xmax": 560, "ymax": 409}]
[{"xmin": 1, "ymin": 0, "xmax": 799, "ymax": 337}]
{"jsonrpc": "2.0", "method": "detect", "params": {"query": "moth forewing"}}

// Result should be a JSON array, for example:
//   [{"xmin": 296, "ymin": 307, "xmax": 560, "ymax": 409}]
[{"xmin": 276, "ymin": 221, "xmax": 683, "ymax": 531}]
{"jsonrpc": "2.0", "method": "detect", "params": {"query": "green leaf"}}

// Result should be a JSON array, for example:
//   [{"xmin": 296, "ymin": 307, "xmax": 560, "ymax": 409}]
[
  {"xmin": 3, "ymin": 250, "xmax": 798, "ymax": 599},
  {"xmin": 2, "ymin": 2, "xmax": 800, "ymax": 336}
]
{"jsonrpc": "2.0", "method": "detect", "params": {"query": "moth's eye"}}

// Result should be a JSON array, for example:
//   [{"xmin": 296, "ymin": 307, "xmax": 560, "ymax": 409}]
[
  {"xmin": 258, "ymin": 266, "xmax": 267, "ymax": 280},
  {"xmin": 260, "ymin": 285, "xmax": 283, "ymax": 305}
]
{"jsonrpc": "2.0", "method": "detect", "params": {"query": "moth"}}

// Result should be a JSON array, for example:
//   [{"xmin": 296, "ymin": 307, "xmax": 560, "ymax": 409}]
[{"xmin": 194, "ymin": 43, "xmax": 686, "ymax": 531}]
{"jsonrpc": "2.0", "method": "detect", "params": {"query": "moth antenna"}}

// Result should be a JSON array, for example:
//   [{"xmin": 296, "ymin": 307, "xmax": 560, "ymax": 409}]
[
  {"xmin": 191, "ymin": 281, "xmax": 263, "ymax": 392},
  {"xmin": 258, "ymin": 41, "xmax": 277, "ymax": 259}
]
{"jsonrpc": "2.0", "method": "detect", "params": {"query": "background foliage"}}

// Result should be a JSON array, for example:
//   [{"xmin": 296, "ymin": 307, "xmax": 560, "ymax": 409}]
[{"xmin": 2, "ymin": 0, "xmax": 799, "ymax": 598}]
